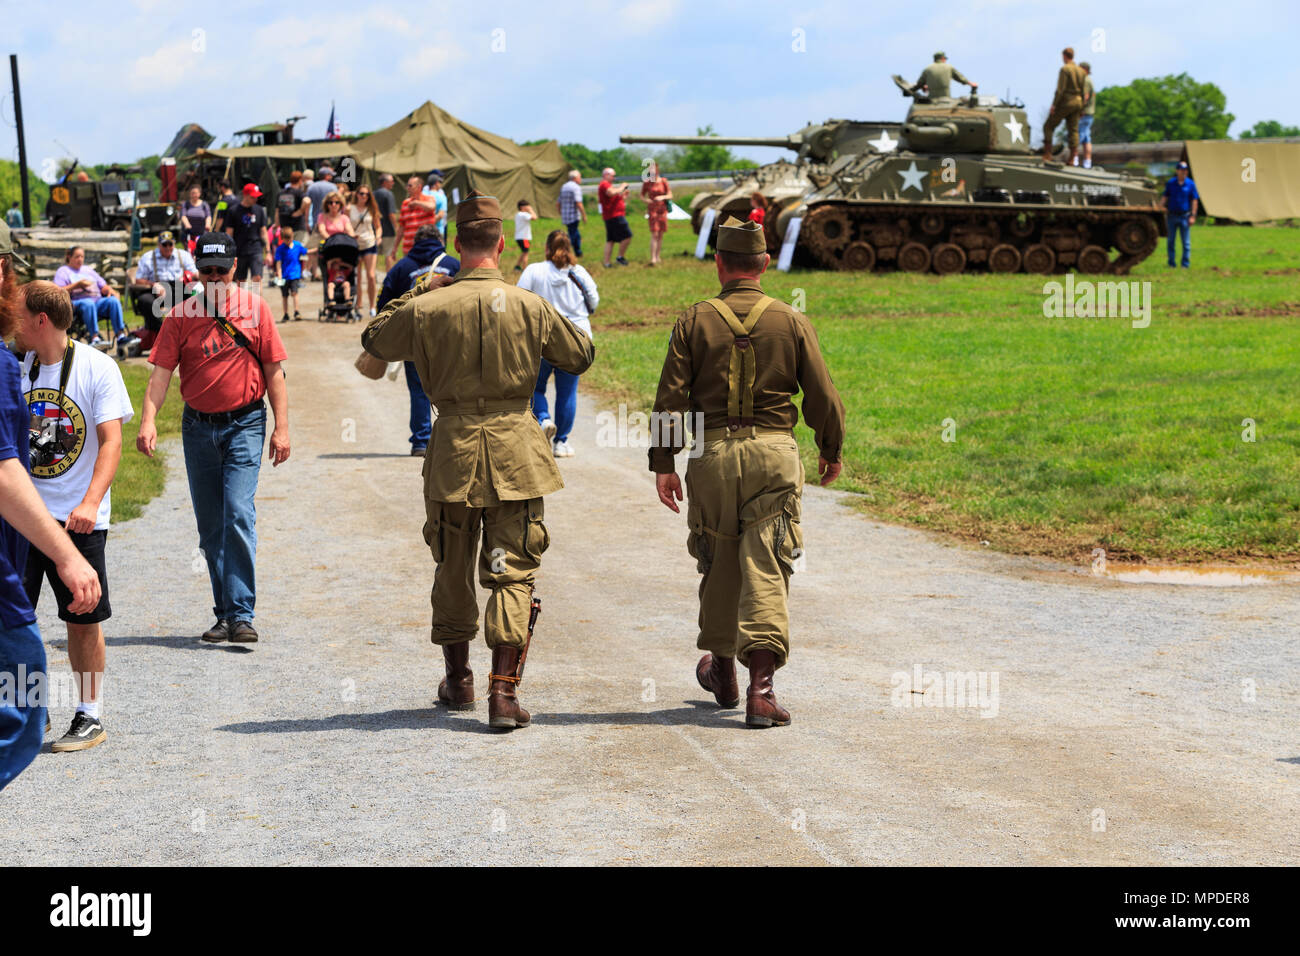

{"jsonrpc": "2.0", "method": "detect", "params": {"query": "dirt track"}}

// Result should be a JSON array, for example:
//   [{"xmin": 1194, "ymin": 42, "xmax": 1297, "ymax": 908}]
[{"xmin": 6, "ymin": 285, "xmax": 1299, "ymax": 865}]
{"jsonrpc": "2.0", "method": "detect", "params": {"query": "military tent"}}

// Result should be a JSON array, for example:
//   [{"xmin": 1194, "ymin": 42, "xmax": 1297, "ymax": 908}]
[
  {"xmin": 1182, "ymin": 140, "xmax": 1300, "ymax": 222},
  {"xmin": 349, "ymin": 102, "xmax": 570, "ymax": 217}
]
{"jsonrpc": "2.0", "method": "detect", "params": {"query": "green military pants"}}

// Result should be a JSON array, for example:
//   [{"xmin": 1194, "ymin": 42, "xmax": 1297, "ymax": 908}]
[
  {"xmin": 423, "ymin": 497, "xmax": 549, "ymax": 648},
  {"xmin": 684, "ymin": 430, "xmax": 804, "ymax": 669},
  {"xmin": 1043, "ymin": 95, "xmax": 1083, "ymax": 153}
]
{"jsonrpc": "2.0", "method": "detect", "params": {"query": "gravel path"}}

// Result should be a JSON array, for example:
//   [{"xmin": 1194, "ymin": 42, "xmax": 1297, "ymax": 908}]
[{"xmin": 6, "ymin": 291, "xmax": 1298, "ymax": 865}]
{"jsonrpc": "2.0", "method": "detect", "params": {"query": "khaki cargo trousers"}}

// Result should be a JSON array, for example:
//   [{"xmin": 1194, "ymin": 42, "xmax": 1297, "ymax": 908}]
[
  {"xmin": 684, "ymin": 429, "xmax": 804, "ymax": 669},
  {"xmin": 1044, "ymin": 95, "xmax": 1083, "ymax": 153},
  {"xmin": 423, "ymin": 497, "xmax": 549, "ymax": 648}
]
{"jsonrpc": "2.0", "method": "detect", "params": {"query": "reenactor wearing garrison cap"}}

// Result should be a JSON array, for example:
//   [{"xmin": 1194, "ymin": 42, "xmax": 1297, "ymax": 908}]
[
  {"xmin": 650, "ymin": 217, "xmax": 846, "ymax": 728},
  {"xmin": 1042, "ymin": 47, "xmax": 1087, "ymax": 165},
  {"xmin": 362, "ymin": 191, "xmax": 595, "ymax": 731},
  {"xmin": 916, "ymin": 51, "xmax": 977, "ymax": 101}
]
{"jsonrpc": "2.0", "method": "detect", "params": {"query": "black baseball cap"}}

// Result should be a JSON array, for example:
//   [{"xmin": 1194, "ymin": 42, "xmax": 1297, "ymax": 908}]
[{"xmin": 194, "ymin": 232, "xmax": 236, "ymax": 270}]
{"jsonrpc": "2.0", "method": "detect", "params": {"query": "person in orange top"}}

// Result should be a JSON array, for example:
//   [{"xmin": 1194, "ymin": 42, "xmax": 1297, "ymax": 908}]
[{"xmin": 640, "ymin": 161, "xmax": 673, "ymax": 266}]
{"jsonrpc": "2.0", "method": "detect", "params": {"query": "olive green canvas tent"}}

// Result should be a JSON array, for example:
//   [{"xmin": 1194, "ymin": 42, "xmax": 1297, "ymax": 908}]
[
  {"xmin": 349, "ymin": 102, "xmax": 570, "ymax": 217},
  {"xmin": 1182, "ymin": 140, "xmax": 1300, "ymax": 222}
]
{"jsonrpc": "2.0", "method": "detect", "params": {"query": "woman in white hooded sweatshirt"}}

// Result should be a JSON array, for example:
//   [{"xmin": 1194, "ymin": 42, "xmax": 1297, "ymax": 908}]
[{"xmin": 518, "ymin": 230, "xmax": 598, "ymax": 457}]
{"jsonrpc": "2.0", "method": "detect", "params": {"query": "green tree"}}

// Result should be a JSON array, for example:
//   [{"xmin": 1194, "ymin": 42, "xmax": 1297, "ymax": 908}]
[
  {"xmin": 1240, "ymin": 119, "xmax": 1300, "ymax": 139},
  {"xmin": 1091, "ymin": 73, "xmax": 1234, "ymax": 143},
  {"xmin": 675, "ymin": 125, "xmax": 758, "ymax": 173},
  {"xmin": 0, "ymin": 160, "xmax": 52, "ymax": 224}
]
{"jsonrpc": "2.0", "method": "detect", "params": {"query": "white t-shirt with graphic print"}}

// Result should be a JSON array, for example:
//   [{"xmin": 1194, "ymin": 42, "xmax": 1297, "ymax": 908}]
[{"xmin": 21, "ymin": 340, "xmax": 135, "ymax": 530}]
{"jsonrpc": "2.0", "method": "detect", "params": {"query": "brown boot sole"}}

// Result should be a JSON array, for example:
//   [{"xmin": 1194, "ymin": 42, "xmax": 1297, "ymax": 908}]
[
  {"xmin": 745, "ymin": 713, "xmax": 791, "ymax": 729},
  {"xmin": 489, "ymin": 713, "xmax": 531, "ymax": 730},
  {"xmin": 439, "ymin": 696, "xmax": 477, "ymax": 711},
  {"xmin": 696, "ymin": 656, "xmax": 740, "ymax": 708},
  {"xmin": 51, "ymin": 729, "xmax": 108, "ymax": 752}
]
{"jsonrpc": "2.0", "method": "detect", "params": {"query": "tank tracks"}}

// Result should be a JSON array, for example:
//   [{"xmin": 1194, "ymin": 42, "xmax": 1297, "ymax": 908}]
[{"xmin": 801, "ymin": 202, "xmax": 1163, "ymax": 275}]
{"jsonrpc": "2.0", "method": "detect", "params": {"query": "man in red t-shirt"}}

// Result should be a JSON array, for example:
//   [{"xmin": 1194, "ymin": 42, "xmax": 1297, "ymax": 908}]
[
  {"xmin": 398, "ymin": 175, "xmax": 439, "ymax": 259},
  {"xmin": 136, "ymin": 232, "xmax": 290, "ymax": 645},
  {"xmin": 597, "ymin": 167, "xmax": 633, "ymax": 268}
]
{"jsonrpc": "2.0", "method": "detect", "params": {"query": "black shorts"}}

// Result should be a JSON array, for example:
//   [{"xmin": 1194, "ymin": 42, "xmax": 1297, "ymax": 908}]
[
  {"xmin": 23, "ymin": 527, "xmax": 111, "ymax": 624},
  {"xmin": 235, "ymin": 253, "xmax": 264, "ymax": 280},
  {"xmin": 604, "ymin": 215, "xmax": 632, "ymax": 243},
  {"xmin": 280, "ymin": 278, "xmax": 300, "ymax": 294},
  {"xmin": 516, "ymin": 239, "xmax": 530, "ymax": 252}
]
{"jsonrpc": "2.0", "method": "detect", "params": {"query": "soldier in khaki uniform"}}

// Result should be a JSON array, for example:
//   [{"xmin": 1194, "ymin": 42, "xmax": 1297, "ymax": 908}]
[
  {"xmin": 1042, "ymin": 47, "xmax": 1087, "ymax": 165},
  {"xmin": 916, "ymin": 51, "xmax": 977, "ymax": 101},
  {"xmin": 650, "ymin": 217, "xmax": 846, "ymax": 728},
  {"xmin": 362, "ymin": 192, "xmax": 595, "ymax": 731}
]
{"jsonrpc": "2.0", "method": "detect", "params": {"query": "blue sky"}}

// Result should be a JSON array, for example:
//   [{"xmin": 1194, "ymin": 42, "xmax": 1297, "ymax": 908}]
[{"xmin": 2, "ymin": 0, "xmax": 1295, "ymax": 175}]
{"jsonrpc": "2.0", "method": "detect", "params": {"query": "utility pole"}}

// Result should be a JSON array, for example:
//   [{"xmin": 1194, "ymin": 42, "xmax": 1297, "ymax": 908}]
[{"xmin": 10, "ymin": 55, "xmax": 31, "ymax": 229}]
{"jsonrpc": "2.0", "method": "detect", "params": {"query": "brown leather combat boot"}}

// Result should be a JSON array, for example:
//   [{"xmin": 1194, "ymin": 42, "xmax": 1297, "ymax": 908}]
[
  {"xmin": 696, "ymin": 653, "xmax": 740, "ymax": 708},
  {"xmin": 745, "ymin": 649, "xmax": 791, "ymax": 728},
  {"xmin": 488, "ymin": 645, "xmax": 531, "ymax": 730},
  {"xmin": 437, "ymin": 642, "xmax": 475, "ymax": 710}
]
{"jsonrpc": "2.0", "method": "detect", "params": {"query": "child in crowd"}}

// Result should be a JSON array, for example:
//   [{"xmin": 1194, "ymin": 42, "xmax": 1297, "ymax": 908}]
[
  {"xmin": 325, "ymin": 256, "xmax": 353, "ymax": 306},
  {"xmin": 273, "ymin": 229, "xmax": 307, "ymax": 322},
  {"xmin": 513, "ymin": 199, "xmax": 537, "ymax": 272}
]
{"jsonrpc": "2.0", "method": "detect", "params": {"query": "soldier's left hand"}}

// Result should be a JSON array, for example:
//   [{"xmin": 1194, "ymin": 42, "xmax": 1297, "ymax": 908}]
[
  {"xmin": 818, "ymin": 456, "xmax": 842, "ymax": 487},
  {"xmin": 656, "ymin": 472, "xmax": 682, "ymax": 513}
]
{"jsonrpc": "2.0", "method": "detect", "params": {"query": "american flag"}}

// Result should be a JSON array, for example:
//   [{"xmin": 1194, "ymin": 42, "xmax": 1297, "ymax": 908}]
[{"xmin": 326, "ymin": 103, "xmax": 342, "ymax": 141}]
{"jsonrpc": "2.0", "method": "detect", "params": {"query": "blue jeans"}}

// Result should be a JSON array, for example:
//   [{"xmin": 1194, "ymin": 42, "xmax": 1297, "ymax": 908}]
[
  {"xmin": 533, "ymin": 359, "xmax": 579, "ymax": 442},
  {"xmin": 1167, "ymin": 214, "xmax": 1191, "ymax": 267},
  {"xmin": 405, "ymin": 362, "xmax": 431, "ymax": 448},
  {"xmin": 565, "ymin": 220, "xmax": 583, "ymax": 258},
  {"xmin": 0, "ymin": 620, "xmax": 46, "ymax": 792},
  {"xmin": 181, "ymin": 405, "xmax": 266, "ymax": 623},
  {"xmin": 72, "ymin": 297, "xmax": 126, "ymax": 338}
]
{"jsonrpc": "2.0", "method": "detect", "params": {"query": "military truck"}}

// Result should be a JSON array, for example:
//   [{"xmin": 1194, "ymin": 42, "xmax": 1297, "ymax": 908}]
[{"xmin": 45, "ymin": 164, "xmax": 178, "ymax": 236}]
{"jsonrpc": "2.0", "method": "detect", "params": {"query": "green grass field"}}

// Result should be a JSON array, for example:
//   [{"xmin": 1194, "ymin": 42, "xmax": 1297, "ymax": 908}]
[
  {"xmin": 113, "ymin": 363, "xmax": 181, "ymax": 522},
  {"xmin": 524, "ymin": 193, "xmax": 1300, "ymax": 565}
]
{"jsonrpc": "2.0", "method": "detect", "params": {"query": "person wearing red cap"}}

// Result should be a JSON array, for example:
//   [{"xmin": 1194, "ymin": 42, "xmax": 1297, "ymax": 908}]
[{"xmin": 222, "ymin": 184, "xmax": 272, "ymax": 288}]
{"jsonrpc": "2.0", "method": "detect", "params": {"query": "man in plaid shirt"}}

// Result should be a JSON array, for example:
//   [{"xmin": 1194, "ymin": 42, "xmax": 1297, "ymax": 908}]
[{"xmin": 556, "ymin": 171, "xmax": 586, "ymax": 257}]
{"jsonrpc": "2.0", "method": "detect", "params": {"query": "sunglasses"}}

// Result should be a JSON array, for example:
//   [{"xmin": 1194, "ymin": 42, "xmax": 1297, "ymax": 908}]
[
  {"xmin": 198, "ymin": 266, "xmax": 227, "ymax": 277},
  {"xmin": 160, "ymin": 241, "xmax": 175, "ymax": 247}
]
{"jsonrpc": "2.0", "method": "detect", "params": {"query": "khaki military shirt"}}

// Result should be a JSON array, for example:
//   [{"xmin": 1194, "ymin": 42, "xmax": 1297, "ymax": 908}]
[
  {"xmin": 363, "ymin": 265, "xmax": 596, "ymax": 505},
  {"xmin": 649, "ymin": 278, "xmax": 846, "ymax": 474},
  {"xmin": 1054, "ymin": 63, "xmax": 1086, "ymax": 108},
  {"xmin": 1082, "ymin": 74, "xmax": 1096, "ymax": 116},
  {"xmin": 917, "ymin": 62, "xmax": 971, "ymax": 99}
]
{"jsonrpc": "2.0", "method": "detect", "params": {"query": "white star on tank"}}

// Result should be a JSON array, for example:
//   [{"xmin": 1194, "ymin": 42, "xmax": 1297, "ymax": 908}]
[
  {"xmin": 869, "ymin": 129, "xmax": 897, "ymax": 152},
  {"xmin": 897, "ymin": 161, "xmax": 926, "ymax": 193},
  {"xmin": 1003, "ymin": 116, "xmax": 1025, "ymax": 143}
]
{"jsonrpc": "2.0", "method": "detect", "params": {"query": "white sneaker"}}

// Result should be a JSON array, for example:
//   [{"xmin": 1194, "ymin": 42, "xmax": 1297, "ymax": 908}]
[
  {"xmin": 553, "ymin": 440, "xmax": 575, "ymax": 458},
  {"xmin": 540, "ymin": 418, "xmax": 557, "ymax": 442}
]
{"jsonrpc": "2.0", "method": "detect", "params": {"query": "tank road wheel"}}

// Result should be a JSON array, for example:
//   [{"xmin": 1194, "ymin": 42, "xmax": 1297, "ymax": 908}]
[
  {"xmin": 1114, "ymin": 217, "xmax": 1157, "ymax": 256},
  {"xmin": 920, "ymin": 213, "xmax": 945, "ymax": 237},
  {"xmin": 805, "ymin": 206, "xmax": 852, "ymax": 254},
  {"xmin": 898, "ymin": 241, "xmax": 931, "ymax": 273},
  {"xmin": 1077, "ymin": 245, "xmax": 1110, "ymax": 274},
  {"xmin": 842, "ymin": 241, "xmax": 877, "ymax": 272},
  {"xmin": 931, "ymin": 243, "xmax": 967, "ymax": 275},
  {"xmin": 988, "ymin": 243, "xmax": 1022, "ymax": 274},
  {"xmin": 1009, "ymin": 214, "xmax": 1035, "ymax": 239},
  {"xmin": 1022, "ymin": 243, "xmax": 1056, "ymax": 275}
]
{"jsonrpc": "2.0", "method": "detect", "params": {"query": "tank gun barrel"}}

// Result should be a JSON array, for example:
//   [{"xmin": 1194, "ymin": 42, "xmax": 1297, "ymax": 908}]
[{"xmin": 620, "ymin": 134, "xmax": 800, "ymax": 150}]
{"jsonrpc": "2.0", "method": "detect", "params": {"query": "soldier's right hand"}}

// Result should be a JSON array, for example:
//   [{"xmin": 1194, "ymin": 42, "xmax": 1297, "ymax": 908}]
[
  {"xmin": 656, "ymin": 472, "xmax": 682, "ymax": 513},
  {"xmin": 818, "ymin": 456, "xmax": 842, "ymax": 487}
]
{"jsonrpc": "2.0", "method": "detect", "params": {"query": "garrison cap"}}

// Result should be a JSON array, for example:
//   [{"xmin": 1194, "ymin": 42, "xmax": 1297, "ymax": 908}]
[
  {"xmin": 716, "ymin": 216, "xmax": 766, "ymax": 254},
  {"xmin": 456, "ymin": 190, "xmax": 501, "ymax": 225},
  {"xmin": 934, "ymin": 51, "xmax": 946, "ymax": 60}
]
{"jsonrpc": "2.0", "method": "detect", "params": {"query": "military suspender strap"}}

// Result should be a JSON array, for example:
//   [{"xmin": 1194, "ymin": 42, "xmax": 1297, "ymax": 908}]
[{"xmin": 706, "ymin": 295, "xmax": 774, "ymax": 429}]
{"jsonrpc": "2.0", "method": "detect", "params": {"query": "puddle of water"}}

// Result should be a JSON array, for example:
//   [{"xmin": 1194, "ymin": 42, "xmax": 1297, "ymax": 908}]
[{"xmin": 1097, "ymin": 565, "xmax": 1299, "ymax": 587}]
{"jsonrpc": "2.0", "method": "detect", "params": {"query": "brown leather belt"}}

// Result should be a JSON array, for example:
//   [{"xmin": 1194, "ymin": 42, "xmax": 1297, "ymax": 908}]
[
  {"xmin": 434, "ymin": 398, "xmax": 530, "ymax": 416},
  {"xmin": 701, "ymin": 426, "xmax": 793, "ymax": 442}
]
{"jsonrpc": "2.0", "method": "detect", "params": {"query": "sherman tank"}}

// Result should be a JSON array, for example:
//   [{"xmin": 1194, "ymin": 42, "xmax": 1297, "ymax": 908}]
[
  {"xmin": 620, "ymin": 118, "xmax": 903, "ymax": 246},
  {"xmin": 623, "ymin": 78, "xmax": 1165, "ymax": 274}
]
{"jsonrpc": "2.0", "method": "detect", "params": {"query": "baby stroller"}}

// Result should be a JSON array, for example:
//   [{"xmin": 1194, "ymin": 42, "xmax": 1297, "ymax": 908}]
[{"xmin": 317, "ymin": 233, "xmax": 360, "ymax": 322}]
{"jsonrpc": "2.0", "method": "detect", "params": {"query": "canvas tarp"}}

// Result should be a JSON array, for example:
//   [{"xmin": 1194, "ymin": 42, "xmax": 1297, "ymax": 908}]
[
  {"xmin": 349, "ymin": 102, "xmax": 570, "ymax": 217},
  {"xmin": 1183, "ymin": 140, "xmax": 1300, "ymax": 222},
  {"xmin": 200, "ymin": 142, "xmax": 358, "ymax": 162}
]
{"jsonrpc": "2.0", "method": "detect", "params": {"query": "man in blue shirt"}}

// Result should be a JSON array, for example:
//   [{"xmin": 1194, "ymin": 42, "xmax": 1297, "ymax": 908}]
[
  {"xmin": 375, "ymin": 224, "xmax": 460, "ymax": 455},
  {"xmin": 1160, "ymin": 161, "xmax": 1200, "ymax": 268}
]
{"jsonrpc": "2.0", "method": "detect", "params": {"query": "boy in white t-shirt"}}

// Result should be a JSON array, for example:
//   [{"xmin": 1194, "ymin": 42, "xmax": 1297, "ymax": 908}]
[
  {"xmin": 512, "ymin": 199, "xmax": 537, "ymax": 273},
  {"xmin": 12, "ymin": 282, "xmax": 134, "ymax": 754}
]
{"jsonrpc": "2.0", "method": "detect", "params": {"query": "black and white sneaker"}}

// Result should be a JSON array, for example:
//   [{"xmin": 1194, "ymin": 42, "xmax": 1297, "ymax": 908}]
[{"xmin": 51, "ymin": 712, "xmax": 106, "ymax": 752}]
